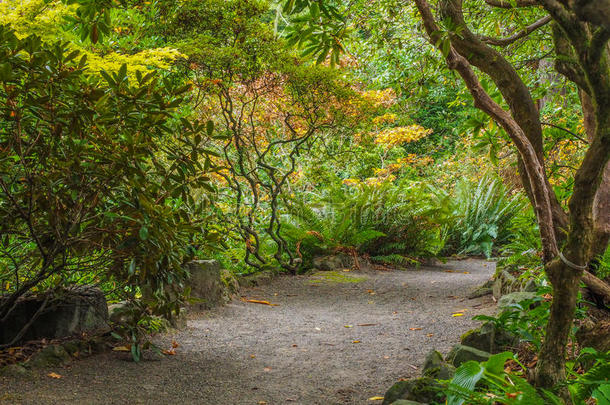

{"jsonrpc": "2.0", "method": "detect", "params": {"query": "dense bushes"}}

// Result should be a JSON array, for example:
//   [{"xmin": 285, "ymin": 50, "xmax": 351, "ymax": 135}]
[
  {"xmin": 280, "ymin": 174, "xmax": 525, "ymax": 268},
  {"xmin": 0, "ymin": 26, "xmax": 215, "ymax": 348},
  {"xmin": 282, "ymin": 181, "xmax": 446, "ymax": 266}
]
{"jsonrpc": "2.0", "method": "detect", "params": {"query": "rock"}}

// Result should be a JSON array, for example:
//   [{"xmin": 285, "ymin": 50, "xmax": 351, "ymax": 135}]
[
  {"xmin": 220, "ymin": 269, "xmax": 240, "ymax": 300},
  {"xmin": 497, "ymin": 292, "xmax": 537, "ymax": 310},
  {"xmin": 312, "ymin": 254, "xmax": 353, "ymax": 271},
  {"xmin": 170, "ymin": 307, "xmax": 188, "ymax": 330},
  {"xmin": 445, "ymin": 344, "xmax": 491, "ymax": 367},
  {"xmin": 26, "ymin": 345, "xmax": 71, "ymax": 368},
  {"xmin": 62, "ymin": 340, "xmax": 82, "ymax": 357},
  {"xmin": 460, "ymin": 323, "xmax": 518, "ymax": 354},
  {"xmin": 237, "ymin": 270, "xmax": 274, "ymax": 288},
  {"xmin": 468, "ymin": 279, "xmax": 493, "ymax": 299},
  {"xmin": 422, "ymin": 350, "xmax": 455, "ymax": 380},
  {"xmin": 576, "ymin": 319, "xmax": 610, "ymax": 353},
  {"xmin": 108, "ymin": 301, "xmax": 130, "ymax": 324},
  {"xmin": 0, "ymin": 286, "xmax": 109, "ymax": 345},
  {"xmin": 0, "ymin": 364, "xmax": 32, "ymax": 378},
  {"xmin": 492, "ymin": 270, "xmax": 517, "ymax": 299},
  {"xmin": 186, "ymin": 260, "xmax": 227, "ymax": 310},
  {"xmin": 382, "ymin": 377, "xmax": 443, "ymax": 405}
]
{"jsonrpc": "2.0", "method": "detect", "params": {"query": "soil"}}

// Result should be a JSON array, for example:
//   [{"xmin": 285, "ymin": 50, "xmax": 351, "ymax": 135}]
[{"xmin": 0, "ymin": 259, "xmax": 496, "ymax": 405}]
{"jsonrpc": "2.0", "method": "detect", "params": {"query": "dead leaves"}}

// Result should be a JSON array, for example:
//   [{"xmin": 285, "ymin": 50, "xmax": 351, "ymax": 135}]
[
  {"xmin": 47, "ymin": 372, "xmax": 62, "ymax": 379},
  {"xmin": 444, "ymin": 270, "xmax": 470, "ymax": 274},
  {"xmin": 452, "ymin": 309, "xmax": 467, "ymax": 317},
  {"xmin": 368, "ymin": 396, "xmax": 384, "ymax": 401},
  {"xmin": 241, "ymin": 298, "xmax": 279, "ymax": 306}
]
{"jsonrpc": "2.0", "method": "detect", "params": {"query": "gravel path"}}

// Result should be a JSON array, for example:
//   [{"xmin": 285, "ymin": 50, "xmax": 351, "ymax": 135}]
[{"xmin": 1, "ymin": 259, "xmax": 496, "ymax": 405}]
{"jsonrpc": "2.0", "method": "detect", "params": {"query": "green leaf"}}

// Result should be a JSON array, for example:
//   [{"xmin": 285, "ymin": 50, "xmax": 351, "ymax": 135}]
[
  {"xmin": 139, "ymin": 226, "xmax": 149, "ymax": 241},
  {"xmin": 447, "ymin": 361, "xmax": 485, "ymax": 405},
  {"xmin": 484, "ymin": 352, "xmax": 513, "ymax": 376},
  {"xmin": 206, "ymin": 120, "xmax": 214, "ymax": 136}
]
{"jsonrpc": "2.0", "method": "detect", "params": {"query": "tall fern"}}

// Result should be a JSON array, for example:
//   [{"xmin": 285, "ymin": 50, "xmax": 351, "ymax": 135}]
[
  {"xmin": 281, "ymin": 181, "xmax": 448, "ymax": 265},
  {"xmin": 440, "ymin": 174, "xmax": 526, "ymax": 258}
]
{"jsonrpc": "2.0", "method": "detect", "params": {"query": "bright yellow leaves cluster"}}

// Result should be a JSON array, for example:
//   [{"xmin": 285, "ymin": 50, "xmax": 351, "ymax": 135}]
[{"xmin": 374, "ymin": 125, "xmax": 432, "ymax": 149}]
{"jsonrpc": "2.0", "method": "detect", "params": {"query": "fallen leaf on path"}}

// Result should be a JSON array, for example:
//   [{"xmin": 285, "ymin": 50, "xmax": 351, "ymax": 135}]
[
  {"xmin": 171, "ymin": 340, "xmax": 179, "ymax": 348},
  {"xmin": 242, "ymin": 298, "xmax": 279, "ymax": 306},
  {"xmin": 344, "ymin": 325, "xmax": 353, "ymax": 328},
  {"xmin": 291, "ymin": 344, "xmax": 298, "ymax": 347},
  {"xmin": 263, "ymin": 367, "xmax": 272, "ymax": 372},
  {"xmin": 357, "ymin": 323, "xmax": 378, "ymax": 327},
  {"xmin": 112, "ymin": 345, "xmax": 130, "ymax": 352},
  {"xmin": 452, "ymin": 313, "xmax": 465, "ymax": 317},
  {"xmin": 366, "ymin": 289, "xmax": 376, "ymax": 295},
  {"xmin": 383, "ymin": 355, "xmax": 390, "ymax": 359},
  {"xmin": 250, "ymin": 354, "xmax": 256, "ymax": 358},
  {"xmin": 352, "ymin": 340, "xmax": 361, "ymax": 344},
  {"xmin": 258, "ymin": 402, "xmax": 267, "ymax": 405},
  {"xmin": 47, "ymin": 372, "xmax": 62, "ymax": 379},
  {"xmin": 162, "ymin": 348, "xmax": 176, "ymax": 355},
  {"xmin": 409, "ymin": 327, "xmax": 422, "ymax": 331},
  {"xmin": 368, "ymin": 396, "xmax": 384, "ymax": 401},
  {"xmin": 407, "ymin": 364, "xmax": 418, "ymax": 370},
  {"xmin": 427, "ymin": 334, "xmax": 434, "ymax": 337}
]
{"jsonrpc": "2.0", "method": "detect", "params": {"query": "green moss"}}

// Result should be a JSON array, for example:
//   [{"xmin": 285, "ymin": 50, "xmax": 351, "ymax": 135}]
[{"xmin": 308, "ymin": 271, "xmax": 367, "ymax": 284}]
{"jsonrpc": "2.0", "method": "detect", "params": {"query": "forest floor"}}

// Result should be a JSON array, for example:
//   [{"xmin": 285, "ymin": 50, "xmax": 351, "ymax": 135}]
[{"xmin": 1, "ymin": 259, "xmax": 496, "ymax": 405}]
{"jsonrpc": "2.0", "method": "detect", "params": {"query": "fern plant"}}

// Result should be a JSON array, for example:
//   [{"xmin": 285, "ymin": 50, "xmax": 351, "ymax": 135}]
[
  {"xmin": 440, "ymin": 174, "xmax": 526, "ymax": 258},
  {"xmin": 280, "ymin": 180, "xmax": 449, "ymax": 267}
]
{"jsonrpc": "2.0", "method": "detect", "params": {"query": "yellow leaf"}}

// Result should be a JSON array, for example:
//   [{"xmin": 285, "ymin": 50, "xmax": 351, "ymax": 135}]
[
  {"xmin": 352, "ymin": 340, "xmax": 361, "ymax": 343},
  {"xmin": 452, "ymin": 313, "xmax": 465, "ymax": 317},
  {"xmin": 344, "ymin": 325, "xmax": 353, "ymax": 328},
  {"xmin": 242, "ymin": 298, "xmax": 279, "ymax": 306},
  {"xmin": 112, "ymin": 345, "xmax": 130, "ymax": 352},
  {"xmin": 47, "ymin": 372, "xmax": 62, "ymax": 379},
  {"xmin": 368, "ymin": 396, "xmax": 384, "ymax": 401},
  {"xmin": 409, "ymin": 327, "xmax": 422, "ymax": 331}
]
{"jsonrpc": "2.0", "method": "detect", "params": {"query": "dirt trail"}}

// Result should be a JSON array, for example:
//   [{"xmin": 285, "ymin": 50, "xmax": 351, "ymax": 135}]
[{"xmin": 1, "ymin": 259, "xmax": 496, "ymax": 405}]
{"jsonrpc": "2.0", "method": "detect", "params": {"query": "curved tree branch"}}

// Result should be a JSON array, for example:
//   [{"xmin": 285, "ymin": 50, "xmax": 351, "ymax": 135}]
[
  {"xmin": 481, "ymin": 15, "xmax": 552, "ymax": 46},
  {"xmin": 483, "ymin": 0, "xmax": 538, "ymax": 8}
]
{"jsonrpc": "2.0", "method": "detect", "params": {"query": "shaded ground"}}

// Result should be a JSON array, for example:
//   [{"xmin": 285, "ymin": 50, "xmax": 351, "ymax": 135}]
[{"xmin": 1, "ymin": 259, "xmax": 496, "ymax": 405}]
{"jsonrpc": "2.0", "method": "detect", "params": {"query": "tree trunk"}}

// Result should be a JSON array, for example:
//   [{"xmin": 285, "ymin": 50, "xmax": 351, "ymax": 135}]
[{"xmin": 535, "ymin": 259, "xmax": 582, "ymax": 389}]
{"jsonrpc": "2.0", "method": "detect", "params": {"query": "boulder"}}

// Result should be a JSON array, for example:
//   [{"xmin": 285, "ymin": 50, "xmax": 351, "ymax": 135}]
[
  {"xmin": 312, "ymin": 254, "xmax": 353, "ymax": 271},
  {"xmin": 221, "ymin": 269, "xmax": 240, "ymax": 300},
  {"xmin": 492, "ymin": 270, "xmax": 518, "ymax": 299},
  {"xmin": 186, "ymin": 260, "xmax": 227, "ymax": 310},
  {"xmin": 460, "ymin": 323, "xmax": 518, "ymax": 354},
  {"xmin": 0, "ymin": 364, "xmax": 32, "ymax": 378},
  {"xmin": 468, "ymin": 279, "xmax": 493, "ymax": 299},
  {"xmin": 422, "ymin": 350, "xmax": 455, "ymax": 380},
  {"xmin": 576, "ymin": 320, "xmax": 610, "ymax": 353},
  {"xmin": 497, "ymin": 292, "xmax": 537, "ymax": 310},
  {"xmin": 237, "ymin": 270, "xmax": 274, "ymax": 288},
  {"xmin": 26, "ymin": 345, "xmax": 71, "ymax": 368},
  {"xmin": 445, "ymin": 344, "xmax": 491, "ymax": 367},
  {"xmin": 170, "ymin": 307, "xmax": 188, "ymax": 330},
  {"xmin": 382, "ymin": 377, "xmax": 443, "ymax": 405},
  {"xmin": 0, "ymin": 286, "xmax": 108, "ymax": 345}
]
